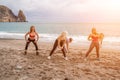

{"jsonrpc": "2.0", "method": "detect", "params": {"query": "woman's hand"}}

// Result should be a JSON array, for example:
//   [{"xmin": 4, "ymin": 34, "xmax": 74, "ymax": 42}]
[
  {"xmin": 88, "ymin": 34, "xmax": 92, "ymax": 41},
  {"xmin": 88, "ymin": 37, "xmax": 92, "ymax": 41}
]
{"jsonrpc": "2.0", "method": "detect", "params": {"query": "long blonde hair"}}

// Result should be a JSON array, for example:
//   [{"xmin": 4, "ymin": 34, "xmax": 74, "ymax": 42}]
[
  {"xmin": 58, "ymin": 31, "xmax": 68, "ymax": 40},
  {"xmin": 30, "ymin": 26, "xmax": 36, "ymax": 33},
  {"xmin": 92, "ymin": 27, "xmax": 97, "ymax": 34}
]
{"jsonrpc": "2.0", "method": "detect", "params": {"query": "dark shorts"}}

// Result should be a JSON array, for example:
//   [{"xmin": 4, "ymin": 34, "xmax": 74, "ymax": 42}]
[{"xmin": 28, "ymin": 38, "xmax": 35, "ymax": 42}]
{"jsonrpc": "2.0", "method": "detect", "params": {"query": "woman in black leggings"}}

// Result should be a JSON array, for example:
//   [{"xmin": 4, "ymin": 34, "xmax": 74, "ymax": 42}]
[
  {"xmin": 48, "ymin": 32, "xmax": 68, "ymax": 60},
  {"xmin": 24, "ymin": 26, "xmax": 39, "ymax": 55}
]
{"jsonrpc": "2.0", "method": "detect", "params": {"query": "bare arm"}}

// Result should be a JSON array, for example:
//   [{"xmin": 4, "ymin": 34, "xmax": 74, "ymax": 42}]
[
  {"xmin": 66, "ymin": 40, "xmax": 69, "ymax": 51},
  {"xmin": 36, "ymin": 32, "xmax": 39, "ymax": 41},
  {"xmin": 61, "ymin": 39, "xmax": 66, "ymax": 48},
  {"xmin": 99, "ymin": 34, "xmax": 104, "ymax": 45},
  {"xmin": 57, "ymin": 38, "xmax": 61, "ymax": 48},
  {"xmin": 57, "ymin": 38, "xmax": 66, "ymax": 49},
  {"xmin": 25, "ymin": 32, "xmax": 29, "ymax": 41},
  {"xmin": 88, "ymin": 34, "xmax": 92, "ymax": 41},
  {"xmin": 100, "ymin": 39, "xmax": 103, "ymax": 44}
]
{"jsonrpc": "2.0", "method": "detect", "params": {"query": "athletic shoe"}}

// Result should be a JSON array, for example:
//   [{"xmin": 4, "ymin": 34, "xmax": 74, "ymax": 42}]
[
  {"xmin": 47, "ymin": 56, "xmax": 51, "ymax": 59},
  {"xmin": 64, "ymin": 57, "xmax": 68, "ymax": 60},
  {"xmin": 84, "ymin": 57, "xmax": 88, "ymax": 61}
]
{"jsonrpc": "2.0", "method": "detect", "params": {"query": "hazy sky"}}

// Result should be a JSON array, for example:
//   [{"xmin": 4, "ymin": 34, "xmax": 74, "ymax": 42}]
[{"xmin": 1, "ymin": 0, "xmax": 120, "ymax": 23}]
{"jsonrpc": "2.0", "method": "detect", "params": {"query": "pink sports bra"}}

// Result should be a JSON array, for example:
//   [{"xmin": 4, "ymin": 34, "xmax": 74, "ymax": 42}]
[
  {"xmin": 91, "ymin": 35, "xmax": 99, "ymax": 42},
  {"xmin": 29, "ymin": 34, "xmax": 35, "ymax": 38}
]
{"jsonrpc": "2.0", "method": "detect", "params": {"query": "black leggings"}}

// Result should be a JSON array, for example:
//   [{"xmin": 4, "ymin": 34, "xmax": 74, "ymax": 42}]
[
  {"xmin": 25, "ymin": 38, "xmax": 38, "ymax": 50},
  {"xmin": 49, "ymin": 39, "xmax": 66, "ymax": 57}
]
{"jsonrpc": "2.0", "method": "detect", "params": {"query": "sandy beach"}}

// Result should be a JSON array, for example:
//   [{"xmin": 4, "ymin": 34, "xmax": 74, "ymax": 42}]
[{"xmin": 0, "ymin": 39, "xmax": 120, "ymax": 80}]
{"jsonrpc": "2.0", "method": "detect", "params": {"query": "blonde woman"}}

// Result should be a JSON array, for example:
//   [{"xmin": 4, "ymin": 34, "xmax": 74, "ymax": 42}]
[
  {"xmin": 48, "ymin": 31, "xmax": 68, "ymax": 60},
  {"xmin": 24, "ymin": 26, "xmax": 39, "ymax": 55},
  {"xmin": 85, "ymin": 28, "xmax": 104, "ymax": 60}
]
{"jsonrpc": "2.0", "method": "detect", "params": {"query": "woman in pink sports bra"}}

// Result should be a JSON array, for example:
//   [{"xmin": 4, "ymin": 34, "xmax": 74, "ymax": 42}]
[
  {"xmin": 85, "ymin": 28, "xmax": 104, "ymax": 60},
  {"xmin": 24, "ymin": 26, "xmax": 39, "ymax": 55}
]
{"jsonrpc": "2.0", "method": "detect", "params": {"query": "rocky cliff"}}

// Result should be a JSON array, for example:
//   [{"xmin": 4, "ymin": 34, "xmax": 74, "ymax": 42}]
[
  {"xmin": 0, "ymin": 5, "xmax": 27, "ymax": 22},
  {"xmin": 18, "ymin": 10, "xmax": 26, "ymax": 22}
]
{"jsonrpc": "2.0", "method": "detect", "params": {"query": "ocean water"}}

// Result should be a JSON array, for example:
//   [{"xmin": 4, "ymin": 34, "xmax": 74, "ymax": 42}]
[{"xmin": 0, "ymin": 22, "xmax": 120, "ymax": 50}]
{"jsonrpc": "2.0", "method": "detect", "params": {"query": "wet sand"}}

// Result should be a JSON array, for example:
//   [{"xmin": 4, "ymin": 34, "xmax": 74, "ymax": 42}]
[{"xmin": 0, "ymin": 39, "xmax": 120, "ymax": 80}]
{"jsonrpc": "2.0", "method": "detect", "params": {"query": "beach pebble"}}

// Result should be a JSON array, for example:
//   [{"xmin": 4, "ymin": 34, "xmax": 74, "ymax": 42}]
[
  {"xmin": 18, "ymin": 76, "xmax": 28, "ymax": 80},
  {"xmin": 27, "ymin": 65, "xmax": 34, "ymax": 69},
  {"xmin": 16, "ymin": 65, "xmax": 22, "ymax": 70},
  {"xmin": 42, "ymin": 76, "xmax": 52, "ymax": 80}
]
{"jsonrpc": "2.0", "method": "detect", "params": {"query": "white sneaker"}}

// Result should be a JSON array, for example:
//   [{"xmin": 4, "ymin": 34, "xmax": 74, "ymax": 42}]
[
  {"xmin": 47, "ymin": 56, "xmax": 51, "ymax": 59},
  {"xmin": 84, "ymin": 57, "xmax": 88, "ymax": 61},
  {"xmin": 64, "ymin": 57, "xmax": 68, "ymax": 60}
]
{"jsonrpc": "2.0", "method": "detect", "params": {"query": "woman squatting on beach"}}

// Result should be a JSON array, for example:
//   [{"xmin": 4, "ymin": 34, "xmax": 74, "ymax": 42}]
[{"xmin": 24, "ymin": 26, "xmax": 39, "ymax": 55}]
